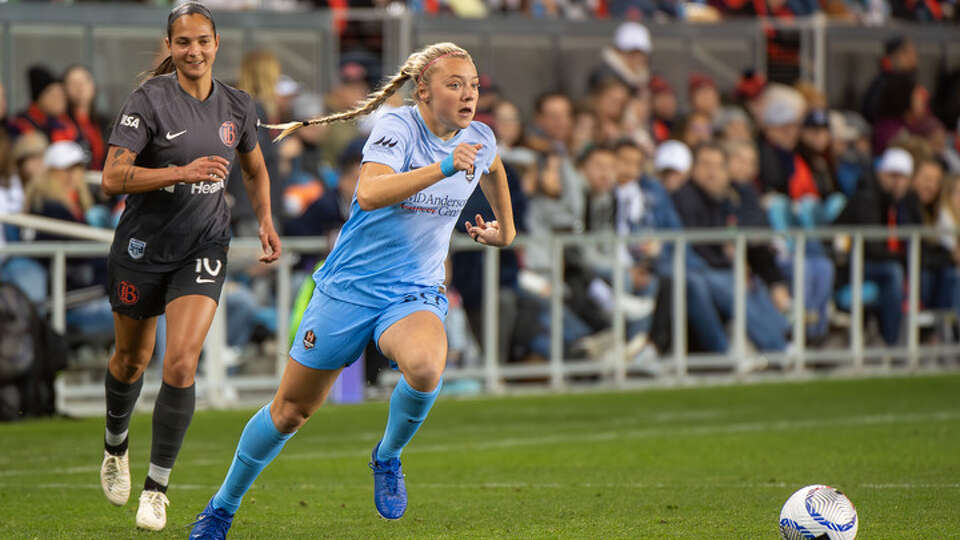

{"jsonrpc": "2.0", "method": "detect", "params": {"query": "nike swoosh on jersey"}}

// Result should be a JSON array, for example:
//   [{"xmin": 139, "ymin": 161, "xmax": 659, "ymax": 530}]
[
  {"xmin": 196, "ymin": 277, "xmax": 216, "ymax": 284},
  {"xmin": 166, "ymin": 130, "xmax": 187, "ymax": 140}
]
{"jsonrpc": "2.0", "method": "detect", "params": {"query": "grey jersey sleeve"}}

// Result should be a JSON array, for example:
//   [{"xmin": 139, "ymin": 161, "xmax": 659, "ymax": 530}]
[
  {"xmin": 108, "ymin": 87, "xmax": 156, "ymax": 154},
  {"xmin": 237, "ymin": 96, "xmax": 259, "ymax": 154}
]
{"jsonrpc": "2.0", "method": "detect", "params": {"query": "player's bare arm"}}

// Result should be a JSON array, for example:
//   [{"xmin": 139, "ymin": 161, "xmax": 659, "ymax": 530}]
[
  {"xmin": 238, "ymin": 144, "xmax": 281, "ymax": 263},
  {"xmin": 467, "ymin": 154, "xmax": 515, "ymax": 247},
  {"xmin": 102, "ymin": 145, "xmax": 230, "ymax": 196}
]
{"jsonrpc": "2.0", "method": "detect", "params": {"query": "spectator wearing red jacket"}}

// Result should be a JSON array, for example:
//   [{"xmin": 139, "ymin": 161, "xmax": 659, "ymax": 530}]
[{"xmin": 7, "ymin": 65, "xmax": 80, "ymax": 144}]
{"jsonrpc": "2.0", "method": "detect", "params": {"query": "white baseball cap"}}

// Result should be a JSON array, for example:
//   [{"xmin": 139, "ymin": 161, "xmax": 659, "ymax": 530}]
[
  {"xmin": 275, "ymin": 75, "xmax": 301, "ymax": 98},
  {"xmin": 614, "ymin": 22, "xmax": 652, "ymax": 53},
  {"xmin": 877, "ymin": 147, "xmax": 913, "ymax": 176},
  {"xmin": 43, "ymin": 141, "xmax": 87, "ymax": 169},
  {"xmin": 654, "ymin": 140, "xmax": 692, "ymax": 173},
  {"xmin": 292, "ymin": 92, "xmax": 325, "ymax": 119},
  {"xmin": 761, "ymin": 84, "xmax": 805, "ymax": 127}
]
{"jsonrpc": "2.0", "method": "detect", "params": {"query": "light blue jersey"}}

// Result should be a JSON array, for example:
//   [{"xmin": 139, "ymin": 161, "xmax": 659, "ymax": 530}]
[{"xmin": 314, "ymin": 105, "xmax": 497, "ymax": 307}]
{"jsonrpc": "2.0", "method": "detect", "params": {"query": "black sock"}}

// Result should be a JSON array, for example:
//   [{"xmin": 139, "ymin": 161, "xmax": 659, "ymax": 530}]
[
  {"xmin": 105, "ymin": 436, "xmax": 128, "ymax": 456},
  {"xmin": 149, "ymin": 381, "xmax": 195, "ymax": 483},
  {"xmin": 104, "ymin": 369, "xmax": 143, "ymax": 455},
  {"xmin": 144, "ymin": 475, "xmax": 168, "ymax": 494}
]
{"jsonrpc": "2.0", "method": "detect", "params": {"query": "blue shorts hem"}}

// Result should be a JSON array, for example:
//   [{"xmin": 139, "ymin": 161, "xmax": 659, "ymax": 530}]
[{"xmin": 291, "ymin": 286, "xmax": 449, "ymax": 372}]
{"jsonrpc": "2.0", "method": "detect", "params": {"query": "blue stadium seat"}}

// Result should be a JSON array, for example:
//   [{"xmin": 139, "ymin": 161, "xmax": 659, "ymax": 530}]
[{"xmin": 834, "ymin": 282, "xmax": 880, "ymax": 311}]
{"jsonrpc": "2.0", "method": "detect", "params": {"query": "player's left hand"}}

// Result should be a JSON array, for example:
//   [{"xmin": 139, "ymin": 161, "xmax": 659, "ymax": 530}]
[
  {"xmin": 464, "ymin": 214, "xmax": 505, "ymax": 247},
  {"xmin": 259, "ymin": 222, "xmax": 282, "ymax": 263}
]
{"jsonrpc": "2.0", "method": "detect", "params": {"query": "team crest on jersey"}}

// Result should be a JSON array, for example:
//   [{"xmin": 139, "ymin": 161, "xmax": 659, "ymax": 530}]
[
  {"xmin": 127, "ymin": 238, "xmax": 146, "ymax": 259},
  {"xmin": 219, "ymin": 121, "xmax": 237, "ymax": 147},
  {"xmin": 303, "ymin": 330, "xmax": 316, "ymax": 350}
]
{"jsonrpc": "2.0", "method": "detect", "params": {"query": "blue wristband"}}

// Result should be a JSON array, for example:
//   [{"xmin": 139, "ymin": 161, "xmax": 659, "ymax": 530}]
[{"xmin": 440, "ymin": 154, "xmax": 457, "ymax": 177}]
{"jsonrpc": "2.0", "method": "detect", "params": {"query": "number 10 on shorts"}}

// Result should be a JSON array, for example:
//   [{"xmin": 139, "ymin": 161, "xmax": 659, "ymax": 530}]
[{"xmin": 195, "ymin": 257, "xmax": 222, "ymax": 284}]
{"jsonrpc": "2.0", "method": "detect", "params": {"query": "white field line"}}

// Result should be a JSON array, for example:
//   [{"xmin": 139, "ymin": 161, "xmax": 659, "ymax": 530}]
[
  {"xmin": 1, "ymin": 409, "xmax": 957, "ymax": 479},
  {"xmin": 0, "ymin": 409, "xmax": 728, "ymax": 467},
  {"xmin": 0, "ymin": 482, "xmax": 957, "ymax": 491}
]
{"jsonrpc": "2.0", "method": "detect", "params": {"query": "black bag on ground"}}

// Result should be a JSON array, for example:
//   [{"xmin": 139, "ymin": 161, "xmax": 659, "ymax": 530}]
[{"xmin": 0, "ymin": 282, "xmax": 69, "ymax": 421}]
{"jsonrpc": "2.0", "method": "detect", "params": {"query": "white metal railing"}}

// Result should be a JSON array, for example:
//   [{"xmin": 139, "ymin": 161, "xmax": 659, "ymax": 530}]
[{"xmin": 2, "ymin": 224, "xmax": 959, "ymax": 414}]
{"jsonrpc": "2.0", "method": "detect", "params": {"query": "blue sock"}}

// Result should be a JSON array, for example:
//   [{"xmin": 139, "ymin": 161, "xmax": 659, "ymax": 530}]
[
  {"xmin": 376, "ymin": 377, "xmax": 441, "ymax": 462},
  {"xmin": 212, "ymin": 404, "xmax": 294, "ymax": 514}
]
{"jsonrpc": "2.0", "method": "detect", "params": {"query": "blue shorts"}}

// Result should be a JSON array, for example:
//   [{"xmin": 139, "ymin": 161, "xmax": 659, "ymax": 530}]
[{"xmin": 289, "ymin": 286, "xmax": 449, "ymax": 371}]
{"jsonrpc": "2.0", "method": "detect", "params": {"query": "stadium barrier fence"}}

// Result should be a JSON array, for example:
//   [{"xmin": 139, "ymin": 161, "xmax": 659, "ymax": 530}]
[{"xmin": 2, "ymin": 217, "xmax": 959, "ymax": 414}]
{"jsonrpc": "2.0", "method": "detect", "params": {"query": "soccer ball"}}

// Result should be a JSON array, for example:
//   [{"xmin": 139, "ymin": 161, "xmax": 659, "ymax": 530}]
[{"xmin": 779, "ymin": 484, "xmax": 858, "ymax": 540}]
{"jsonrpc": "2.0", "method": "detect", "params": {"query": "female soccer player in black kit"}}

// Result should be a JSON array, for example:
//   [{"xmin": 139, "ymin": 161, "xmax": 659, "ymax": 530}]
[{"xmin": 97, "ymin": 3, "xmax": 281, "ymax": 531}]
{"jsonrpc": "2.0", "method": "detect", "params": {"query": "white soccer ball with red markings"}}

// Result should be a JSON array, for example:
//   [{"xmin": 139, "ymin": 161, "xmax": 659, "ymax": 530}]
[{"xmin": 779, "ymin": 484, "xmax": 858, "ymax": 540}]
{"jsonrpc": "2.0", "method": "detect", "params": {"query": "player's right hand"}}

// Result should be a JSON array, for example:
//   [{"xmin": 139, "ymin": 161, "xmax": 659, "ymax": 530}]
[
  {"xmin": 452, "ymin": 143, "xmax": 483, "ymax": 175},
  {"xmin": 180, "ymin": 155, "xmax": 231, "ymax": 183}
]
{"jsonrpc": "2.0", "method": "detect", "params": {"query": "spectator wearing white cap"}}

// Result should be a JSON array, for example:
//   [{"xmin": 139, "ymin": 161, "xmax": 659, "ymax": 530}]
[
  {"xmin": 24, "ymin": 140, "xmax": 93, "ymax": 222},
  {"xmin": 16, "ymin": 140, "xmax": 107, "ymax": 302},
  {"xmin": 274, "ymin": 74, "xmax": 300, "ymax": 123},
  {"xmin": 653, "ymin": 139, "xmax": 692, "ymax": 193},
  {"xmin": 588, "ymin": 22, "xmax": 652, "ymax": 95},
  {"xmin": 836, "ymin": 146, "xmax": 924, "ymax": 346},
  {"xmin": 756, "ymin": 86, "xmax": 806, "ymax": 195}
]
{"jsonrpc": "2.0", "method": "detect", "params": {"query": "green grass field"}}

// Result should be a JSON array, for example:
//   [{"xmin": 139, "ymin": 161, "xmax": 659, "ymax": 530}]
[{"xmin": 1, "ymin": 374, "xmax": 958, "ymax": 539}]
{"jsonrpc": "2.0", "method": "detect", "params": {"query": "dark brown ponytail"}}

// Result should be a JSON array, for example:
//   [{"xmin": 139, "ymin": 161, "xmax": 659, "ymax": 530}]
[{"xmin": 152, "ymin": 56, "xmax": 177, "ymax": 78}]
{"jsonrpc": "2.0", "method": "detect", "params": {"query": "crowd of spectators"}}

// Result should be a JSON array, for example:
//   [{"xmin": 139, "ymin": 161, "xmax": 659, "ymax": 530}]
[
  {"xmin": 67, "ymin": 0, "xmax": 960, "ymax": 23},
  {"xmin": 443, "ymin": 24, "xmax": 960, "ymax": 365},
  {"xmin": 3, "ymin": 21, "xmax": 960, "ymax": 378}
]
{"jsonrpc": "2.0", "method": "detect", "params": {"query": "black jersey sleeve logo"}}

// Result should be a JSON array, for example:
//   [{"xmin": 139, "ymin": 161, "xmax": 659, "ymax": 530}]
[{"xmin": 373, "ymin": 136, "xmax": 398, "ymax": 148}]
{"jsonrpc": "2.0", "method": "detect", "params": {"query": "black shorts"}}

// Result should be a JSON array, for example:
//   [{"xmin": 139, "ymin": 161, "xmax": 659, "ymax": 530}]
[{"xmin": 108, "ymin": 245, "xmax": 228, "ymax": 320}]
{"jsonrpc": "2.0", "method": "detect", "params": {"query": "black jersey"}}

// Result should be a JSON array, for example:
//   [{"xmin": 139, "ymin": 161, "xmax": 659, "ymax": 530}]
[{"xmin": 107, "ymin": 73, "xmax": 259, "ymax": 271}]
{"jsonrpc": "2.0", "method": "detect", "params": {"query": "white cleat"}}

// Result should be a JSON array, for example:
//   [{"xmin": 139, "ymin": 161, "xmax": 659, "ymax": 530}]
[
  {"xmin": 136, "ymin": 489, "xmax": 170, "ymax": 531},
  {"xmin": 100, "ymin": 450, "xmax": 131, "ymax": 506}
]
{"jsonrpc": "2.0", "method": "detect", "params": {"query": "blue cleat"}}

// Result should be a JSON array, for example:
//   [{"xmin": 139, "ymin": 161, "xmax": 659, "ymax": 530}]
[
  {"xmin": 369, "ymin": 441, "xmax": 407, "ymax": 520},
  {"xmin": 188, "ymin": 498, "xmax": 234, "ymax": 539}
]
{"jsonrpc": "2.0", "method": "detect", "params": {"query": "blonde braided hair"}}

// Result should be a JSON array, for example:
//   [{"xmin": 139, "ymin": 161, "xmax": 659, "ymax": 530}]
[{"xmin": 263, "ymin": 42, "xmax": 473, "ymax": 142}]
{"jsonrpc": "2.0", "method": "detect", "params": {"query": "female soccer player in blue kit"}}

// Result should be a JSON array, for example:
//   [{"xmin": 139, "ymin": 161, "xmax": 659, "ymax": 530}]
[{"xmin": 189, "ymin": 42, "xmax": 516, "ymax": 538}]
